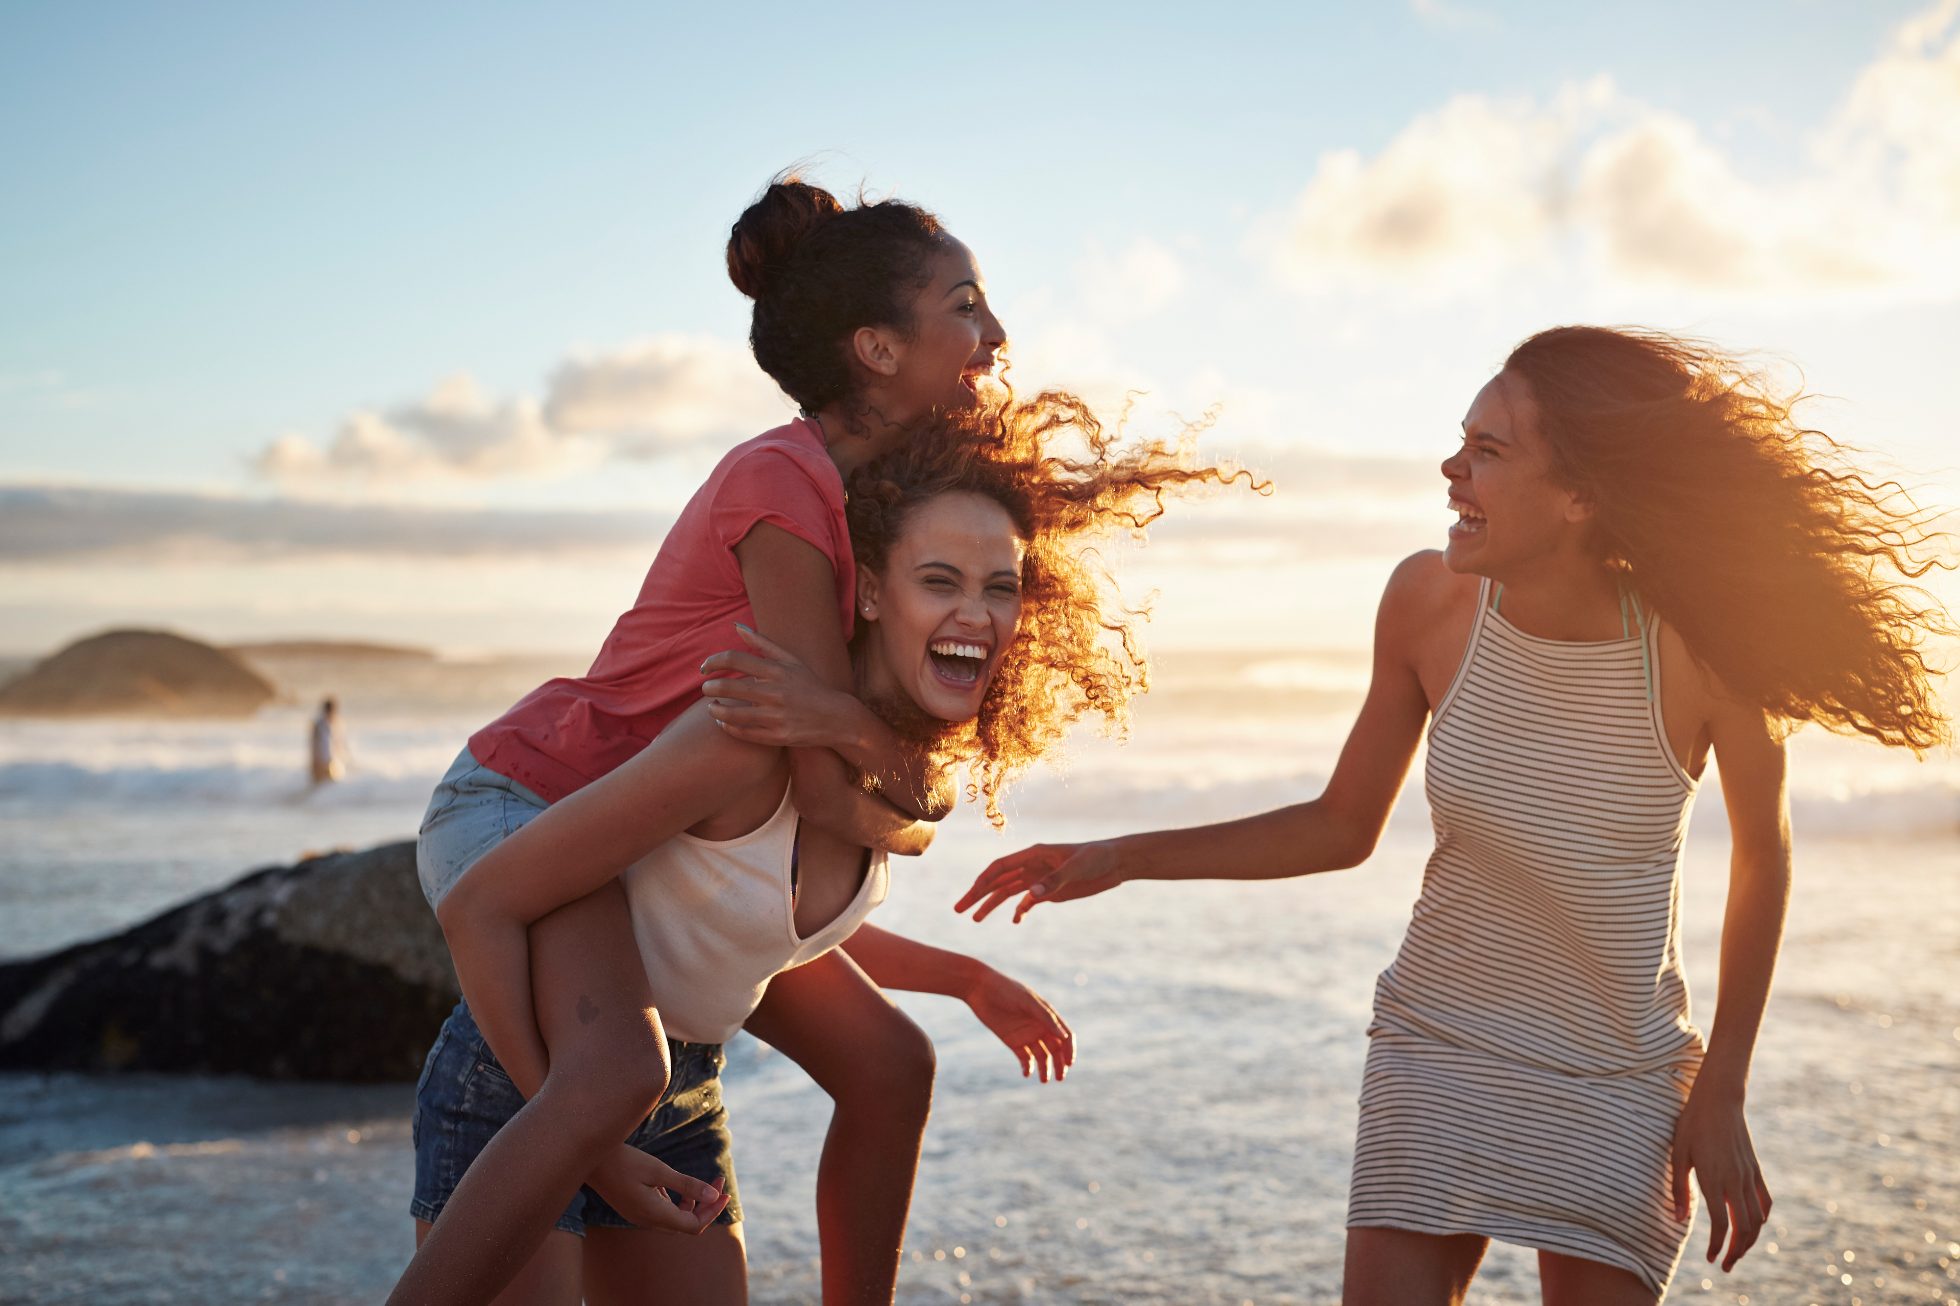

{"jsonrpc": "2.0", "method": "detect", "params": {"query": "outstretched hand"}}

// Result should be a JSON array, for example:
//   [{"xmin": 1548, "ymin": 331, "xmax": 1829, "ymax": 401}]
[
  {"xmin": 966, "ymin": 969, "xmax": 1075, "ymax": 1082},
  {"xmin": 700, "ymin": 623, "xmax": 860, "ymax": 749},
  {"xmin": 955, "ymin": 841, "xmax": 1125, "ymax": 924}
]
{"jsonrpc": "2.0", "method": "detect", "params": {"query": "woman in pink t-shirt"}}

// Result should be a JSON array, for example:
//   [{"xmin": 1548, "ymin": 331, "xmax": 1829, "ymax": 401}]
[{"xmin": 398, "ymin": 178, "xmax": 1041, "ymax": 1303}]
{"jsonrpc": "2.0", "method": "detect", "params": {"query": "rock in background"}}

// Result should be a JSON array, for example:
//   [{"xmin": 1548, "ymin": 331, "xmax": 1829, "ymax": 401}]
[
  {"xmin": 0, "ymin": 841, "xmax": 457, "ymax": 1081},
  {"xmin": 0, "ymin": 629, "xmax": 277, "ymax": 717}
]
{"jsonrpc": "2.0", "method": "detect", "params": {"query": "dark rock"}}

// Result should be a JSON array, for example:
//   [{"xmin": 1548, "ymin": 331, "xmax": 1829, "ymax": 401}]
[
  {"xmin": 0, "ymin": 629, "xmax": 277, "ymax": 717},
  {"xmin": 0, "ymin": 840, "xmax": 457, "ymax": 1081}
]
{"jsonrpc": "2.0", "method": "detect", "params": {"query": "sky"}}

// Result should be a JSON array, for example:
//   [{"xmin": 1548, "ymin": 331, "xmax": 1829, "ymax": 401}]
[{"xmin": 3, "ymin": 0, "xmax": 1958, "ymax": 656}]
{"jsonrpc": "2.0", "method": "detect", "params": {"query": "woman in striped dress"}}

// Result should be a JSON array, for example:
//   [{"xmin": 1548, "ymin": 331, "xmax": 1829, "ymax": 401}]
[{"xmin": 957, "ymin": 326, "xmax": 1952, "ymax": 1304}]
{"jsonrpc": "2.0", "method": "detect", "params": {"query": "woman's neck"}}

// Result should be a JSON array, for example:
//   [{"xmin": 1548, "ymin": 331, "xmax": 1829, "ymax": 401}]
[
  {"xmin": 1488, "ymin": 552, "xmax": 1626, "ymax": 641},
  {"xmin": 809, "ymin": 399, "xmax": 909, "ymax": 477},
  {"xmin": 852, "ymin": 634, "xmax": 897, "ymax": 704}
]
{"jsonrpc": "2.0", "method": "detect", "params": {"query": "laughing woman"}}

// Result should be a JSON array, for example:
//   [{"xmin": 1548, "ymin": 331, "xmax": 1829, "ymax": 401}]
[
  {"xmin": 396, "ymin": 394, "xmax": 1256, "ymax": 1305},
  {"xmin": 960, "ymin": 327, "xmax": 1952, "ymax": 1305}
]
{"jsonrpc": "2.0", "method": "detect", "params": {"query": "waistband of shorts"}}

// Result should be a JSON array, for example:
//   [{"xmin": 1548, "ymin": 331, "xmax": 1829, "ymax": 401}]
[{"xmin": 451, "ymin": 1000, "xmax": 720, "ymax": 1064}]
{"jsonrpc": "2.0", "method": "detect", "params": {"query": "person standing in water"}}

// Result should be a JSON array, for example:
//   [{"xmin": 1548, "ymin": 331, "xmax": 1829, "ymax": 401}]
[
  {"xmin": 961, "ymin": 326, "xmax": 1952, "ymax": 1305},
  {"xmin": 310, "ymin": 696, "xmax": 346, "ymax": 786}
]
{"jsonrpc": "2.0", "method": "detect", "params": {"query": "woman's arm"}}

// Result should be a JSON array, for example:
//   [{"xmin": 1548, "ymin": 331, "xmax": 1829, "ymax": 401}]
[
  {"xmin": 957, "ymin": 557, "xmax": 1437, "ymax": 922},
  {"xmin": 841, "ymin": 923, "xmax": 1075, "ymax": 1082},
  {"xmin": 435, "ymin": 706, "xmax": 780, "ymax": 1096},
  {"xmin": 734, "ymin": 522, "xmax": 951, "ymax": 844},
  {"xmin": 1670, "ymin": 693, "xmax": 1789, "ymax": 1273}
]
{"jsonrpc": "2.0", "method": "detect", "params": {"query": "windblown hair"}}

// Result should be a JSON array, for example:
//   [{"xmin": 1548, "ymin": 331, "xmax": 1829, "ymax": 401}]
[
  {"xmin": 1505, "ymin": 325, "xmax": 1953, "ymax": 751},
  {"xmin": 726, "ymin": 174, "xmax": 950, "ymax": 416},
  {"xmin": 848, "ymin": 392, "xmax": 1271, "ymax": 823}
]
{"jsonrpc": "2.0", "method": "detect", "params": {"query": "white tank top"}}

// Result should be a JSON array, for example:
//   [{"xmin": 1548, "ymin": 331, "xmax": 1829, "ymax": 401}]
[{"xmin": 621, "ymin": 784, "xmax": 889, "ymax": 1044}]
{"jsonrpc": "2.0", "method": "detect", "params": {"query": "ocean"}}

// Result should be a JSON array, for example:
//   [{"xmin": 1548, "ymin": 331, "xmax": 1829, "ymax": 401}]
[{"xmin": 1, "ymin": 646, "xmax": 1956, "ymax": 1304}]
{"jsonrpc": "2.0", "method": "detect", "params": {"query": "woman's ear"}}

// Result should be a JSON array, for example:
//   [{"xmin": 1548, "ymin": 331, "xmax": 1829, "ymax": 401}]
[
  {"xmin": 1561, "ymin": 485, "xmax": 1597, "ymax": 525},
  {"xmin": 856, "ymin": 564, "xmax": 881, "ymax": 621},
  {"xmin": 850, "ymin": 324, "xmax": 904, "ymax": 379}
]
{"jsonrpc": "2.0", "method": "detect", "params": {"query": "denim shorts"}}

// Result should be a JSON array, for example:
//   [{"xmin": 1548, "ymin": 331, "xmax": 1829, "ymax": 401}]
[
  {"xmin": 416, "ymin": 747, "xmax": 552, "ymax": 909},
  {"xmin": 409, "ymin": 1000, "xmax": 741, "ymax": 1234}
]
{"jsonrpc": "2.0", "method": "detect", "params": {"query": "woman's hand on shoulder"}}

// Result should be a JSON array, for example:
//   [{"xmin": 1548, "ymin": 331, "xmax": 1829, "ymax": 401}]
[
  {"xmin": 962, "ymin": 966, "xmax": 1075, "ymax": 1083},
  {"xmin": 701, "ymin": 623, "xmax": 865, "ymax": 749},
  {"xmin": 955, "ymin": 841, "xmax": 1125, "ymax": 924}
]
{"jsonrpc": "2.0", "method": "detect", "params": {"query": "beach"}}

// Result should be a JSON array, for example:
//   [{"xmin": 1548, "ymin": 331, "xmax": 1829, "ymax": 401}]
[{"xmin": 2, "ymin": 648, "xmax": 1957, "ymax": 1304}]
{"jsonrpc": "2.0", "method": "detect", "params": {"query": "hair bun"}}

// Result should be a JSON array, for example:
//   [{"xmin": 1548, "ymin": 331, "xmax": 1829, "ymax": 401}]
[{"xmin": 727, "ymin": 176, "xmax": 844, "ymax": 300}]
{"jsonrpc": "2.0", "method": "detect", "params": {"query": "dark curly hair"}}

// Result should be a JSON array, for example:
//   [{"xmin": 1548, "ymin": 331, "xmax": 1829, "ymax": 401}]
[
  {"xmin": 847, "ymin": 392, "xmax": 1272, "ymax": 823},
  {"xmin": 726, "ymin": 174, "xmax": 950, "ymax": 418},
  {"xmin": 1505, "ymin": 325, "xmax": 1954, "ymax": 751}
]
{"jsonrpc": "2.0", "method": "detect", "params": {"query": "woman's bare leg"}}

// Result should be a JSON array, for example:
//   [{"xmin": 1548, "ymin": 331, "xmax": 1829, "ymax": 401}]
[
  {"xmin": 1342, "ymin": 1227, "xmax": 1488, "ymax": 1306},
  {"xmin": 410, "ymin": 1220, "xmax": 584, "ymax": 1306},
  {"xmin": 1538, "ymin": 1250, "xmax": 1660, "ymax": 1306},
  {"xmin": 743, "ymin": 949, "xmax": 936, "ymax": 1306},
  {"xmin": 390, "ymin": 882, "xmax": 671, "ymax": 1306},
  {"xmin": 583, "ymin": 1222, "xmax": 748, "ymax": 1306}
]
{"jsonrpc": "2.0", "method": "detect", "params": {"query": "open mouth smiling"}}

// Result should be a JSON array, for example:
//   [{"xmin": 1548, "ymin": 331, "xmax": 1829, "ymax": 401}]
[
  {"xmin": 928, "ymin": 638, "xmax": 991, "ymax": 686},
  {"xmin": 1449, "ymin": 496, "xmax": 1487, "ymax": 538}
]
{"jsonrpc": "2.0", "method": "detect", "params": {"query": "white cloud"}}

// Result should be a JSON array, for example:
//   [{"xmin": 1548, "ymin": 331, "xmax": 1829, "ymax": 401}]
[
  {"xmin": 1266, "ymin": 82, "xmax": 1603, "ymax": 294},
  {"xmin": 542, "ymin": 334, "xmax": 791, "ymax": 455},
  {"xmin": 255, "ymin": 373, "xmax": 593, "ymax": 490},
  {"xmin": 1262, "ymin": 2, "xmax": 1960, "ymax": 300},
  {"xmin": 255, "ymin": 336, "xmax": 792, "ymax": 490}
]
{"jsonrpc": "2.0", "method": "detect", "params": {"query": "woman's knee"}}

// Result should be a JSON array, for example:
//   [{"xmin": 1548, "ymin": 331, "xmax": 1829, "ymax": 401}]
[{"xmin": 844, "ymin": 1010, "xmax": 936, "ymax": 1112}]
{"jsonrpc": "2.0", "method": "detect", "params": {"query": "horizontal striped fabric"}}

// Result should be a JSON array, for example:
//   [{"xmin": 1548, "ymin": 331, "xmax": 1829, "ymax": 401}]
[{"xmin": 1349, "ymin": 579, "xmax": 1704, "ymax": 1294}]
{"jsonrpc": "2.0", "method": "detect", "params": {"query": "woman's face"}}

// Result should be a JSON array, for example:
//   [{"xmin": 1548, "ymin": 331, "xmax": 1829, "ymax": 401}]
[
  {"xmin": 873, "ymin": 239, "xmax": 1008, "ymax": 425},
  {"xmin": 857, "ymin": 491, "xmax": 1026, "ymax": 722},
  {"xmin": 1439, "ymin": 370, "xmax": 1593, "ymax": 577}
]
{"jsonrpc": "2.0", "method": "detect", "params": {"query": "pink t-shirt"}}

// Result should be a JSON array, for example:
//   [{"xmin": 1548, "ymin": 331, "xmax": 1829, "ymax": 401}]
[{"xmin": 468, "ymin": 417, "xmax": 853, "ymax": 803}]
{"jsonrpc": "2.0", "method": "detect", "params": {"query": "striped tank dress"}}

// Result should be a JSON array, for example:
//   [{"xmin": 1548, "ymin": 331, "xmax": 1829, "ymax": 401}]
[{"xmin": 1348, "ymin": 578, "xmax": 1704, "ymax": 1294}]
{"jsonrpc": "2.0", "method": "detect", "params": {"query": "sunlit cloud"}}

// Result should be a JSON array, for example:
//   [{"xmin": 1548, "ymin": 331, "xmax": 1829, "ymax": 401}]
[
  {"xmin": 542, "ymin": 334, "xmax": 791, "ymax": 455},
  {"xmin": 0, "ymin": 484, "xmax": 670, "ymax": 563},
  {"xmin": 253, "ymin": 335, "xmax": 789, "ymax": 489},
  {"xmin": 1262, "ymin": 1, "xmax": 1960, "ymax": 300},
  {"xmin": 254, "ymin": 373, "xmax": 592, "ymax": 491}
]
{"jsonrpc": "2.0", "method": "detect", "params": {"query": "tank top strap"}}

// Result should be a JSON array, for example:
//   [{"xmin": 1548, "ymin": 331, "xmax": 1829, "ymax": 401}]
[
  {"xmin": 1432, "ymin": 576, "xmax": 1500, "ymax": 731},
  {"xmin": 1625, "ymin": 585, "xmax": 1656, "ymax": 703}
]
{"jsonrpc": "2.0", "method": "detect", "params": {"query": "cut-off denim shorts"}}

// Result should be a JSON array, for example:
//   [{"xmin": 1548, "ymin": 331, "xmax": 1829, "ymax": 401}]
[
  {"xmin": 410, "ymin": 748, "xmax": 740, "ymax": 1233},
  {"xmin": 416, "ymin": 747, "xmax": 554, "ymax": 910},
  {"xmin": 409, "ymin": 1000, "xmax": 739, "ymax": 1234}
]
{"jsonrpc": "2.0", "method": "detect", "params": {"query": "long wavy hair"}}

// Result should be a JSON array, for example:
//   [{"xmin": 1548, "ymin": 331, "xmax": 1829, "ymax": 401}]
[
  {"xmin": 848, "ymin": 392, "xmax": 1270, "ymax": 822},
  {"xmin": 1505, "ymin": 326, "xmax": 1953, "ymax": 751}
]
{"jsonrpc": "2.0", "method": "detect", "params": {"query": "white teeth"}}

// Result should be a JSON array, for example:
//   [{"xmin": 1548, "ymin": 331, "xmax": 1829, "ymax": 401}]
[{"xmin": 930, "ymin": 640, "xmax": 988, "ymax": 660}]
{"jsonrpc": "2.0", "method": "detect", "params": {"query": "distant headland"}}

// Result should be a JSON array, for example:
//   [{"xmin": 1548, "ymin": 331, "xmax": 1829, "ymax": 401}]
[{"xmin": 0, "ymin": 629, "xmax": 277, "ymax": 717}]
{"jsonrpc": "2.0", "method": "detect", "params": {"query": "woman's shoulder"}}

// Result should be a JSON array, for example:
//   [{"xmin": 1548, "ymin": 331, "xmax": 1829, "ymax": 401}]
[
  {"xmin": 1373, "ymin": 550, "xmax": 1480, "ymax": 662},
  {"xmin": 716, "ymin": 418, "xmax": 841, "ymax": 491},
  {"xmin": 1382, "ymin": 550, "xmax": 1478, "ymax": 613}
]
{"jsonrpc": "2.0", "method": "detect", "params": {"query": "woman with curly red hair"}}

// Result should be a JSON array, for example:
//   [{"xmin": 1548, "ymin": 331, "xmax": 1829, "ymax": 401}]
[
  {"xmin": 394, "ymin": 393, "xmax": 1257, "ymax": 1304},
  {"xmin": 962, "ymin": 326, "xmax": 1951, "ymax": 1305}
]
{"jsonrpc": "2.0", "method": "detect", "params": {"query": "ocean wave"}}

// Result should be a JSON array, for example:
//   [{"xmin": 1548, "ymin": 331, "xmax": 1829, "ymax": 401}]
[
  {"xmin": 1002, "ymin": 766, "xmax": 1960, "ymax": 841},
  {"xmin": 0, "ymin": 757, "xmax": 440, "ymax": 808},
  {"xmin": 3, "ymin": 712, "xmax": 1955, "ymax": 840}
]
